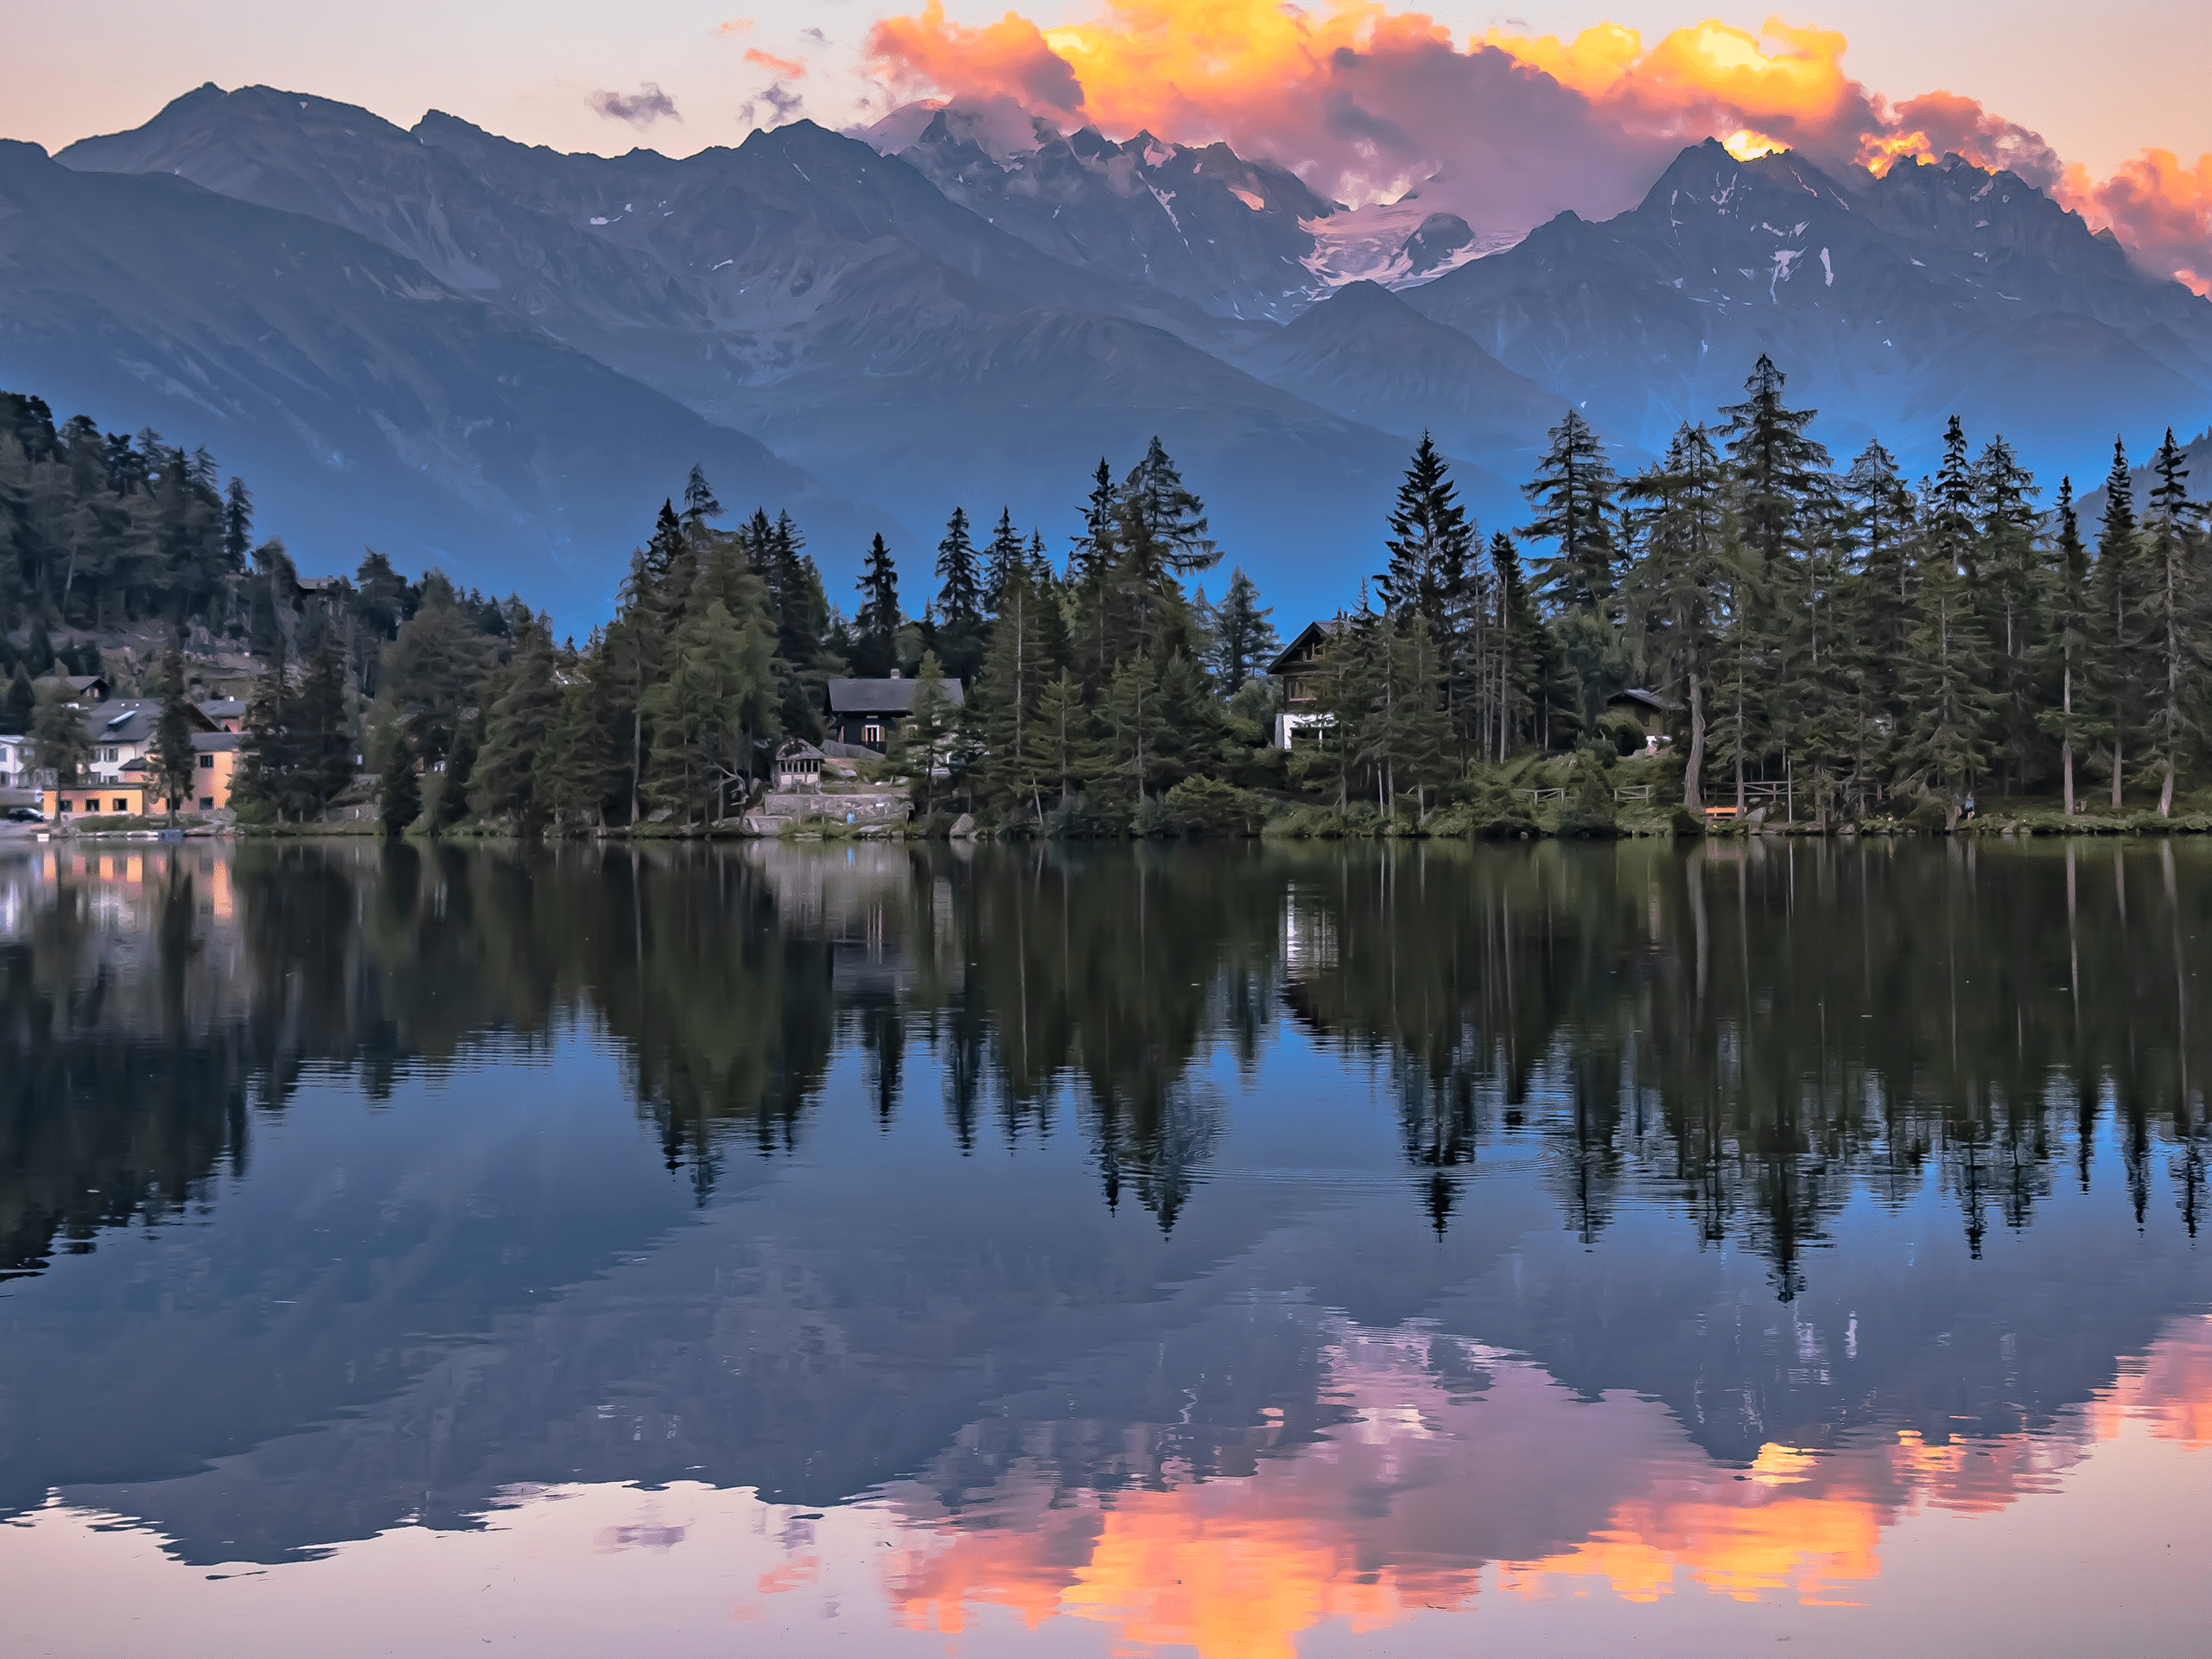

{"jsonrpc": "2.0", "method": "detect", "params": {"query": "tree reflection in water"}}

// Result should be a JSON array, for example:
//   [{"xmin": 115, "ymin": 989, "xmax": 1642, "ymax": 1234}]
[{"xmin": 4, "ymin": 837, "xmax": 2209, "ymax": 1290}]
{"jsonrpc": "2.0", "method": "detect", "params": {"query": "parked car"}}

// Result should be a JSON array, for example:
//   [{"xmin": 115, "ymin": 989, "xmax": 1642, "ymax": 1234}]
[{"xmin": 4, "ymin": 806, "xmax": 46, "ymax": 823}]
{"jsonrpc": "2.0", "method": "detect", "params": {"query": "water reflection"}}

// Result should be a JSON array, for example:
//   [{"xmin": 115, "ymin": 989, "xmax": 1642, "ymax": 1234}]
[{"xmin": 2, "ymin": 838, "xmax": 2209, "ymax": 1654}]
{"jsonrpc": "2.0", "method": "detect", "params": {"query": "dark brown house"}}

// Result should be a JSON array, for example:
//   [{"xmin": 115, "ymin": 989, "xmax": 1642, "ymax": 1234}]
[
  {"xmin": 825, "ymin": 676, "xmax": 967, "ymax": 753},
  {"xmin": 1264, "ymin": 620, "xmax": 1344, "ymax": 749}
]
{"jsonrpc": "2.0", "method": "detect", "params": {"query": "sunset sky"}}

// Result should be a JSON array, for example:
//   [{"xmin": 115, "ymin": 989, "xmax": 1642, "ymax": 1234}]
[{"xmin": 7, "ymin": 3, "xmax": 2210, "ymax": 283}]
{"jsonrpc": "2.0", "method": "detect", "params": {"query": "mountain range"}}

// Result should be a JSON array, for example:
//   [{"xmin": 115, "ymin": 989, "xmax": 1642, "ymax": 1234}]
[{"xmin": 7, "ymin": 84, "xmax": 2211, "ymax": 623}]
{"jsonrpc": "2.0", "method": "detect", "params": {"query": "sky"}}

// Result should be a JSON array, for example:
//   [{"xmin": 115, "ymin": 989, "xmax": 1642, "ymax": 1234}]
[{"xmin": 6, "ymin": 3, "xmax": 2211, "ymax": 284}]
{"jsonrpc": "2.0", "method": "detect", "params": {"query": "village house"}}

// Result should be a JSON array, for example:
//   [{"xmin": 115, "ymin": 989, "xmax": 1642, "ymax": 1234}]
[
  {"xmin": 197, "ymin": 696, "xmax": 248, "ymax": 733},
  {"xmin": 825, "ymin": 674, "xmax": 966, "ymax": 753},
  {"xmin": 39, "ymin": 699, "xmax": 226, "ymax": 819},
  {"xmin": 1265, "ymin": 620, "xmax": 1343, "ymax": 749},
  {"xmin": 32, "ymin": 672, "xmax": 110, "ymax": 705},
  {"xmin": 0, "ymin": 733, "xmax": 27, "ymax": 791}
]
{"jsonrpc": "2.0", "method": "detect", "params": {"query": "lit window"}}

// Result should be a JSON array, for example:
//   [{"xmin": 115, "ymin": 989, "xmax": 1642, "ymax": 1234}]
[{"xmin": 863, "ymin": 723, "xmax": 882, "ymax": 744}]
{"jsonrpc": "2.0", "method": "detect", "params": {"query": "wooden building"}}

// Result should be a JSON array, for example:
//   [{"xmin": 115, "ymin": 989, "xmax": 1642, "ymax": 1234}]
[
  {"xmin": 825, "ymin": 675, "xmax": 966, "ymax": 753},
  {"xmin": 1264, "ymin": 620, "xmax": 1344, "ymax": 749}
]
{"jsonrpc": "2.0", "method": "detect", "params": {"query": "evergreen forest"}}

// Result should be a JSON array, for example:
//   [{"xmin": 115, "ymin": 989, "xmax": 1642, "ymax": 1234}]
[{"xmin": 6, "ymin": 358, "xmax": 2212, "ymax": 836}]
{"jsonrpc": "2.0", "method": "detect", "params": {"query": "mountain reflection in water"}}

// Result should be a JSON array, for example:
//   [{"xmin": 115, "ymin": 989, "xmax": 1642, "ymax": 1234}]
[{"xmin": 1, "ymin": 838, "xmax": 2208, "ymax": 1657}]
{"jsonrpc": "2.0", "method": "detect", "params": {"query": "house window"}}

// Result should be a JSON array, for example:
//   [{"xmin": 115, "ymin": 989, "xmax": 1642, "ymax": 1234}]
[
  {"xmin": 58, "ymin": 799, "xmax": 72, "ymax": 814},
  {"xmin": 863, "ymin": 723, "xmax": 882, "ymax": 745},
  {"xmin": 199, "ymin": 797, "xmax": 214, "ymax": 811},
  {"xmin": 113, "ymin": 798, "xmax": 129, "ymax": 814},
  {"xmin": 101, "ymin": 747, "xmax": 118, "ymax": 763},
  {"xmin": 199, "ymin": 753, "xmax": 214, "ymax": 770}
]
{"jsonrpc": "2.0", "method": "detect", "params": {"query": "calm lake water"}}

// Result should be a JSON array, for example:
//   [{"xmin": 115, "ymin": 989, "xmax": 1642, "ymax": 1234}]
[{"xmin": 2, "ymin": 837, "xmax": 2208, "ymax": 1658}]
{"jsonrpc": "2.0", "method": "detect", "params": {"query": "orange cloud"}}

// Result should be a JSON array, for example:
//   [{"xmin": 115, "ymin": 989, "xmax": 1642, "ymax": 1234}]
[
  {"xmin": 716, "ymin": 16, "xmax": 753, "ymax": 35},
  {"xmin": 2062, "ymin": 149, "xmax": 2212, "ymax": 296},
  {"xmin": 868, "ymin": 0, "xmax": 1084, "ymax": 118},
  {"xmin": 744, "ymin": 47, "xmax": 807, "ymax": 79},
  {"xmin": 861, "ymin": 4, "xmax": 2212, "ymax": 289}
]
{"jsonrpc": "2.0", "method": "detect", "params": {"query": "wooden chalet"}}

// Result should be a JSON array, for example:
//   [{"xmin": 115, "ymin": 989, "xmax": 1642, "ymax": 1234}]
[
  {"xmin": 1264, "ymin": 620, "xmax": 1344, "ymax": 749},
  {"xmin": 825, "ymin": 675, "xmax": 966, "ymax": 753}
]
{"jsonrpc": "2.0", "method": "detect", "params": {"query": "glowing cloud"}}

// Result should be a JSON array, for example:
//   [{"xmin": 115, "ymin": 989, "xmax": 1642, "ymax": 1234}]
[
  {"xmin": 860, "ymin": 3, "xmax": 2212, "ymax": 291},
  {"xmin": 743, "ymin": 48, "xmax": 807, "ymax": 79}
]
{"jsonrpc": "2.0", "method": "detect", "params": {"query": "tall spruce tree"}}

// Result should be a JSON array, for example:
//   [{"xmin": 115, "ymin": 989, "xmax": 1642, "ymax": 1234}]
[
  {"xmin": 2141, "ymin": 429, "xmax": 2202, "ymax": 816},
  {"xmin": 854, "ymin": 533, "xmax": 902, "ymax": 678},
  {"xmin": 1719, "ymin": 354, "xmax": 1833, "ymax": 571},
  {"xmin": 1624, "ymin": 423, "xmax": 1731, "ymax": 808},
  {"xmin": 2094, "ymin": 438, "xmax": 2148, "ymax": 808},
  {"xmin": 149, "ymin": 632, "xmax": 198, "ymax": 822},
  {"xmin": 1974, "ymin": 436, "xmax": 2044, "ymax": 791},
  {"xmin": 1379, "ymin": 433, "xmax": 1476, "ymax": 629},
  {"xmin": 1205, "ymin": 569, "xmax": 1279, "ymax": 692},
  {"xmin": 2035, "ymin": 479, "xmax": 2097, "ymax": 817},
  {"xmin": 1520, "ymin": 409, "xmax": 1620, "ymax": 614},
  {"xmin": 934, "ymin": 507, "xmax": 986, "ymax": 683}
]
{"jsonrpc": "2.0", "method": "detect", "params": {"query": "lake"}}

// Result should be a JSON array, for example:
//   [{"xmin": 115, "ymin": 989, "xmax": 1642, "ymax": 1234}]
[{"xmin": 2, "ymin": 836, "xmax": 2207, "ymax": 1658}]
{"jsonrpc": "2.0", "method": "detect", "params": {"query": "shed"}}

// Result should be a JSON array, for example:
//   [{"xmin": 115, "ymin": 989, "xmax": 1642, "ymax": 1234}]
[{"xmin": 775, "ymin": 740, "xmax": 826, "ymax": 791}]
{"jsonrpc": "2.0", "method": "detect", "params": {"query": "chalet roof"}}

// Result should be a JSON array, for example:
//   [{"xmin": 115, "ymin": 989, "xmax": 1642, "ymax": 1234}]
[
  {"xmin": 1264, "ymin": 619, "xmax": 1345, "ymax": 679},
  {"xmin": 77, "ymin": 700, "xmax": 218, "ymax": 744},
  {"xmin": 192, "ymin": 732, "xmax": 243, "ymax": 753},
  {"xmin": 777, "ymin": 740, "xmax": 826, "ymax": 761},
  {"xmin": 1607, "ymin": 687, "xmax": 1680, "ymax": 713},
  {"xmin": 196, "ymin": 697, "xmax": 248, "ymax": 721},
  {"xmin": 34, "ymin": 673, "xmax": 109, "ymax": 703},
  {"xmin": 826, "ymin": 677, "xmax": 966, "ymax": 715}
]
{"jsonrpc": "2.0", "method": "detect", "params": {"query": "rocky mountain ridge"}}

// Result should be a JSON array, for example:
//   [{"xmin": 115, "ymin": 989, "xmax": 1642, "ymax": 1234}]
[{"xmin": 16, "ymin": 91, "xmax": 2212, "ymax": 623}]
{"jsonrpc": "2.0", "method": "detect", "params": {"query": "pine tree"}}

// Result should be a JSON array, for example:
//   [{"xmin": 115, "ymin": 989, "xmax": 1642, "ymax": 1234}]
[
  {"xmin": 288, "ymin": 632, "xmax": 355, "ymax": 821},
  {"xmin": 1379, "ymin": 434, "xmax": 1476, "ymax": 628},
  {"xmin": 682, "ymin": 463, "xmax": 722, "ymax": 524},
  {"xmin": 983, "ymin": 508, "xmax": 1026, "ymax": 615},
  {"xmin": 1895, "ymin": 553, "xmax": 1999, "ymax": 811},
  {"xmin": 149, "ymin": 632, "xmax": 198, "ymax": 822},
  {"xmin": 471, "ymin": 616, "xmax": 563, "ymax": 830},
  {"xmin": 1974, "ymin": 436, "xmax": 2044, "ymax": 792},
  {"xmin": 1205, "ymin": 569, "xmax": 1278, "ymax": 692},
  {"xmin": 378, "ymin": 736, "xmax": 420, "ymax": 835},
  {"xmin": 1121, "ymin": 436, "xmax": 1219, "ymax": 576},
  {"xmin": 538, "ymin": 638, "xmax": 624, "ymax": 830},
  {"xmin": 1090, "ymin": 654, "xmax": 1161, "ymax": 804},
  {"xmin": 972, "ymin": 555, "xmax": 1056, "ymax": 816},
  {"xmin": 1520, "ymin": 408, "xmax": 1620, "ymax": 614},
  {"xmin": 853, "ymin": 533, "xmax": 902, "ymax": 678},
  {"xmin": 222, "ymin": 477, "xmax": 252, "ymax": 575},
  {"xmin": 1069, "ymin": 459, "xmax": 1121, "ymax": 690},
  {"xmin": 31, "ymin": 679, "xmax": 93, "ymax": 790},
  {"xmin": 934, "ymin": 508, "xmax": 986, "ymax": 683},
  {"xmin": 2094, "ymin": 438, "xmax": 2149, "ymax": 808},
  {"xmin": 1033, "ymin": 670, "xmax": 1085, "ymax": 807},
  {"xmin": 887, "ymin": 650, "xmax": 955, "ymax": 816},
  {"xmin": 1489, "ymin": 533, "xmax": 1554, "ymax": 758},
  {"xmin": 1624, "ymin": 423, "xmax": 1731, "ymax": 808},
  {"xmin": 232, "ymin": 634, "xmax": 292, "ymax": 817},
  {"xmin": 2141, "ymin": 429, "xmax": 2202, "ymax": 816},
  {"xmin": 1719, "ymin": 354, "xmax": 1833, "ymax": 570},
  {"xmin": 2035, "ymin": 479, "xmax": 2097, "ymax": 817},
  {"xmin": 3, "ymin": 663, "xmax": 35, "ymax": 734},
  {"xmin": 643, "ymin": 597, "xmax": 779, "ymax": 823}
]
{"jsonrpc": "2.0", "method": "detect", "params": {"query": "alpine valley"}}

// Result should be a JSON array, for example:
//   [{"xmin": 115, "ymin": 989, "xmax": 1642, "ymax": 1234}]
[{"xmin": 9, "ymin": 84, "xmax": 2212, "ymax": 619}]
